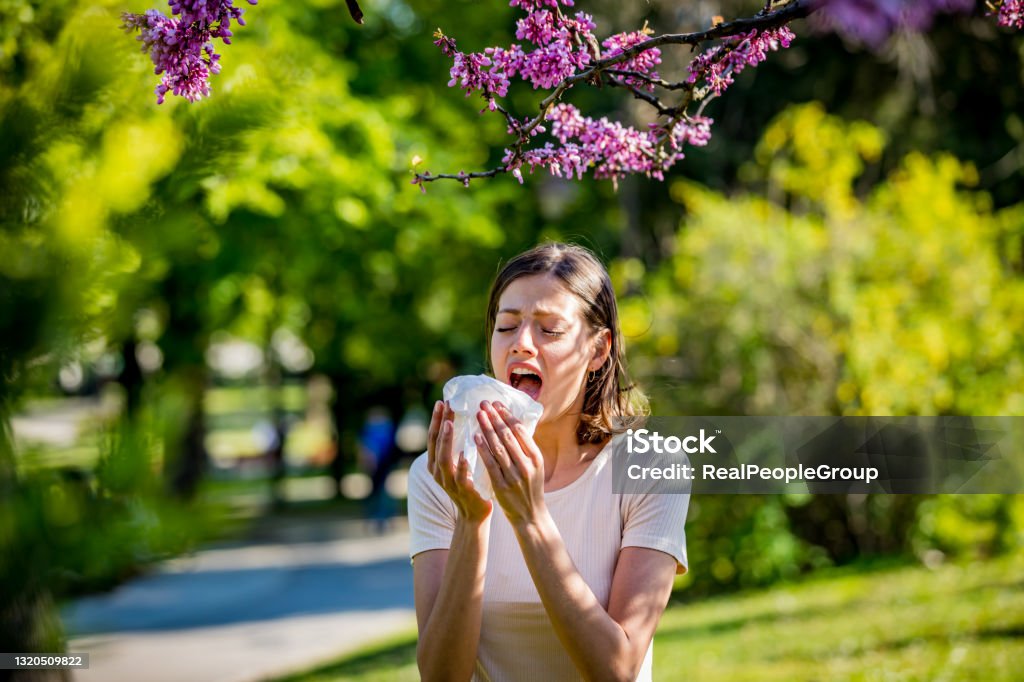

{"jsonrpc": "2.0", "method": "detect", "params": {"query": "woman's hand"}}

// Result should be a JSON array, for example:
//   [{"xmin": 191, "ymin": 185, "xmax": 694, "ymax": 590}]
[
  {"xmin": 427, "ymin": 400, "xmax": 492, "ymax": 524},
  {"xmin": 475, "ymin": 400, "xmax": 547, "ymax": 529}
]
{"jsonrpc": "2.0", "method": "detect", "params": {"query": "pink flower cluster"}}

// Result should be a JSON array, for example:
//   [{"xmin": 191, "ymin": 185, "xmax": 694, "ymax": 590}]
[
  {"xmin": 997, "ymin": 0, "xmax": 1024, "ymax": 29},
  {"xmin": 438, "ymin": 5, "xmax": 598, "ymax": 99},
  {"xmin": 435, "ymin": 1, "xmax": 684, "ymax": 183},
  {"xmin": 503, "ymin": 104, "xmax": 712, "ymax": 184},
  {"xmin": 668, "ymin": 116, "xmax": 713, "ymax": 150},
  {"xmin": 519, "ymin": 14, "xmax": 595, "ymax": 89},
  {"xmin": 687, "ymin": 27, "xmax": 796, "ymax": 96},
  {"xmin": 123, "ymin": 0, "xmax": 256, "ymax": 104},
  {"xmin": 448, "ymin": 48, "xmax": 512, "ymax": 99},
  {"xmin": 503, "ymin": 104, "xmax": 653, "ymax": 183},
  {"xmin": 601, "ymin": 30, "xmax": 661, "ymax": 90},
  {"xmin": 420, "ymin": 0, "xmax": 1022, "ymax": 188}
]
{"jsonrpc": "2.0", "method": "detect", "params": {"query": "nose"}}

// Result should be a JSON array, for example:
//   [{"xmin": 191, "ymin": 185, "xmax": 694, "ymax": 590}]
[{"xmin": 510, "ymin": 323, "xmax": 537, "ymax": 357}]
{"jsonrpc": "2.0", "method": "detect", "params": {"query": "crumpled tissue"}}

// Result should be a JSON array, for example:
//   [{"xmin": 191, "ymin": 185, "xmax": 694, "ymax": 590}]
[{"xmin": 442, "ymin": 374, "xmax": 543, "ymax": 500}]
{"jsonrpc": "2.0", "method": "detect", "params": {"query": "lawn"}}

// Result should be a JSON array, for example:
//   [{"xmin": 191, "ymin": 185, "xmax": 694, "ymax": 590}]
[{"xmin": 273, "ymin": 550, "xmax": 1024, "ymax": 681}]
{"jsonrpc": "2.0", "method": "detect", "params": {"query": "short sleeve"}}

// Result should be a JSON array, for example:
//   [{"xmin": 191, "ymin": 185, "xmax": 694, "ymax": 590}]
[
  {"xmin": 408, "ymin": 453, "xmax": 457, "ymax": 559},
  {"xmin": 620, "ymin": 491, "xmax": 690, "ymax": 574}
]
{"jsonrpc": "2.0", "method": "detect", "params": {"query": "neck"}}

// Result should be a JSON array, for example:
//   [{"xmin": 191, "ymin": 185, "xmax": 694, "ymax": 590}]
[{"xmin": 532, "ymin": 408, "xmax": 598, "ymax": 480}]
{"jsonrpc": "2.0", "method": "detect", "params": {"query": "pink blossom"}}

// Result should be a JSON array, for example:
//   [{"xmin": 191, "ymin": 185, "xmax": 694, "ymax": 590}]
[
  {"xmin": 123, "ymin": 0, "xmax": 256, "ymax": 103},
  {"xmin": 602, "ymin": 31, "xmax": 661, "ymax": 90},
  {"xmin": 516, "ymin": 10, "xmax": 559, "ymax": 45},
  {"xmin": 687, "ymin": 27, "xmax": 795, "ymax": 96},
  {"xmin": 997, "ymin": 0, "xmax": 1024, "ymax": 29},
  {"xmin": 449, "ymin": 50, "xmax": 510, "ymax": 97},
  {"xmin": 669, "ymin": 116, "xmax": 713, "ymax": 149}
]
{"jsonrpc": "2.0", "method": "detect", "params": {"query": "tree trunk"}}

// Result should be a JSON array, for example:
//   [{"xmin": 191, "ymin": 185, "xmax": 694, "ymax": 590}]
[
  {"xmin": 267, "ymin": 356, "xmax": 287, "ymax": 507},
  {"xmin": 165, "ymin": 366, "xmax": 208, "ymax": 500},
  {"xmin": 159, "ymin": 266, "xmax": 209, "ymax": 500},
  {"xmin": 118, "ymin": 339, "xmax": 144, "ymax": 421},
  {"xmin": 328, "ymin": 370, "xmax": 355, "ymax": 498}
]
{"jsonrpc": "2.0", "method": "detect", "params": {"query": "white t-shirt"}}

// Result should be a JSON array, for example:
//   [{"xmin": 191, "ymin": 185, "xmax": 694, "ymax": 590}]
[{"xmin": 408, "ymin": 436, "xmax": 690, "ymax": 681}]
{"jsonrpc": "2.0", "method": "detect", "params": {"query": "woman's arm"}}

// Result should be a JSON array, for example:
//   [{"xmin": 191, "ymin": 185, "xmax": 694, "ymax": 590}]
[
  {"xmin": 515, "ymin": 521, "xmax": 677, "ymax": 682},
  {"xmin": 476, "ymin": 401, "xmax": 678, "ymax": 682},
  {"xmin": 414, "ymin": 402, "xmax": 493, "ymax": 682},
  {"xmin": 414, "ymin": 517, "xmax": 489, "ymax": 682}
]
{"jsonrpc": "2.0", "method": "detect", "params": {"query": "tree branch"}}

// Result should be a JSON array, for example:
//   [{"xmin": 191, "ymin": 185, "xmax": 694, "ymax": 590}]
[{"xmin": 414, "ymin": 0, "xmax": 817, "ymax": 186}]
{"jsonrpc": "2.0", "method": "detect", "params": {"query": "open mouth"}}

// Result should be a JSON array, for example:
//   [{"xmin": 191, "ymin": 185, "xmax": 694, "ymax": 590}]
[{"xmin": 509, "ymin": 367, "xmax": 543, "ymax": 401}]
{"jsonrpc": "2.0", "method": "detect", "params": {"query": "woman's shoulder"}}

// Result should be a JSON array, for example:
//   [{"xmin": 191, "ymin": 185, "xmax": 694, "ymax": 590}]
[
  {"xmin": 407, "ymin": 451, "xmax": 458, "ymax": 520},
  {"xmin": 407, "ymin": 452, "xmax": 437, "ymax": 495},
  {"xmin": 410, "ymin": 451, "xmax": 430, "ymax": 475}
]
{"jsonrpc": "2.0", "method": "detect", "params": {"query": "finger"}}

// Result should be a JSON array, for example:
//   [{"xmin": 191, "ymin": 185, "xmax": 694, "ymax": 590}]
[
  {"xmin": 476, "ymin": 432, "xmax": 508, "ymax": 488},
  {"xmin": 505, "ymin": 440, "xmax": 533, "ymax": 481},
  {"xmin": 442, "ymin": 402, "xmax": 457, "ymax": 483},
  {"xmin": 426, "ymin": 400, "xmax": 442, "ymax": 475},
  {"xmin": 437, "ymin": 419, "xmax": 456, "ymax": 490},
  {"xmin": 456, "ymin": 453, "xmax": 479, "ymax": 493},
  {"xmin": 456, "ymin": 454, "xmax": 493, "ymax": 516},
  {"xmin": 495, "ymin": 401, "xmax": 543, "ymax": 468},
  {"xmin": 488, "ymin": 403, "xmax": 530, "ymax": 480},
  {"xmin": 478, "ymin": 403, "xmax": 519, "ymax": 482},
  {"xmin": 431, "ymin": 404, "xmax": 449, "ymax": 485},
  {"xmin": 476, "ymin": 403, "xmax": 510, "ymax": 470},
  {"xmin": 493, "ymin": 417, "xmax": 532, "ymax": 481}
]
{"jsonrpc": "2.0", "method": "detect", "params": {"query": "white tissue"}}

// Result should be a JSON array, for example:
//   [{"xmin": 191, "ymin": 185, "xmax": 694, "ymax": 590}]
[{"xmin": 442, "ymin": 374, "xmax": 544, "ymax": 500}]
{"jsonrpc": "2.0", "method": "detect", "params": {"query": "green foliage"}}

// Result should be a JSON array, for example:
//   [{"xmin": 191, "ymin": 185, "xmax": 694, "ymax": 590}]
[
  {"xmin": 0, "ymin": 428, "xmax": 218, "ymax": 601},
  {"xmin": 676, "ymin": 496, "xmax": 832, "ymax": 595},
  {"xmin": 629, "ymin": 102, "xmax": 1024, "ymax": 417},
  {"xmin": 913, "ymin": 495, "xmax": 1024, "ymax": 560},
  {"xmin": 616, "ymin": 103, "xmax": 1024, "ymax": 592},
  {"xmin": 0, "ymin": 0, "xmax": 564, "ymax": 654}
]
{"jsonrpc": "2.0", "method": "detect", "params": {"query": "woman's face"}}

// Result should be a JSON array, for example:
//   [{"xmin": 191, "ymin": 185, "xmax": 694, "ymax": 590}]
[{"xmin": 491, "ymin": 274, "xmax": 604, "ymax": 424}]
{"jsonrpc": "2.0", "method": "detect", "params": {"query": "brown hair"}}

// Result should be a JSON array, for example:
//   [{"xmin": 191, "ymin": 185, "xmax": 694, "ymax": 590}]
[{"xmin": 484, "ymin": 242, "xmax": 648, "ymax": 445}]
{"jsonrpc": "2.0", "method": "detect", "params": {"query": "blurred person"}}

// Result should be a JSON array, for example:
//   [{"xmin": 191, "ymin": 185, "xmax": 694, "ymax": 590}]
[
  {"xmin": 409, "ymin": 243, "xmax": 689, "ymax": 681},
  {"xmin": 359, "ymin": 406, "xmax": 397, "ymax": 530}
]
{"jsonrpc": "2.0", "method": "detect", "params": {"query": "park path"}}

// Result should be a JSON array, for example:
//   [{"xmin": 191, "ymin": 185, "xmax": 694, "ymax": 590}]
[{"xmin": 62, "ymin": 519, "xmax": 416, "ymax": 682}]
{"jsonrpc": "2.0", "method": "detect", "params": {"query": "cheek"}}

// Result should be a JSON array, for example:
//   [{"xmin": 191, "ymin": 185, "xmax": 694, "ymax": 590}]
[{"xmin": 546, "ymin": 343, "xmax": 588, "ymax": 383}]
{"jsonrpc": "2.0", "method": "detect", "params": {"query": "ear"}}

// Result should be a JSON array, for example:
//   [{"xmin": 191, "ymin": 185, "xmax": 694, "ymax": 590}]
[{"xmin": 589, "ymin": 329, "xmax": 612, "ymax": 372}]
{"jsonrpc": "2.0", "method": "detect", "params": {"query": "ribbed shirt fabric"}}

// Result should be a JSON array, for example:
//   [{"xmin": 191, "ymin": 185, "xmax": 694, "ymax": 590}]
[{"xmin": 408, "ymin": 436, "xmax": 690, "ymax": 681}]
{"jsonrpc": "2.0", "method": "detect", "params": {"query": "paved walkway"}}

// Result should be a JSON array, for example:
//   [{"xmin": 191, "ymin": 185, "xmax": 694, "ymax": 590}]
[{"xmin": 63, "ymin": 520, "xmax": 416, "ymax": 682}]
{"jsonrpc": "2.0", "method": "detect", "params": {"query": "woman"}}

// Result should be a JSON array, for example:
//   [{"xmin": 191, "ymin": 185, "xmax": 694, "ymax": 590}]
[{"xmin": 409, "ymin": 243, "xmax": 689, "ymax": 681}]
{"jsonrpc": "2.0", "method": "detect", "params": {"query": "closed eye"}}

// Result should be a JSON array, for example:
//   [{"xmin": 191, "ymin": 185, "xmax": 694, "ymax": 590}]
[{"xmin": 495, "ymin": 324, "xmax": 564, "ymax": 337}]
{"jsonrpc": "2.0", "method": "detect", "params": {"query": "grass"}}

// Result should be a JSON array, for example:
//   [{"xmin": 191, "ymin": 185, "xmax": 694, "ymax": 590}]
[{"xmin": 273, "ymin": 550, "xmax": 1024, "ymax": 681}]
